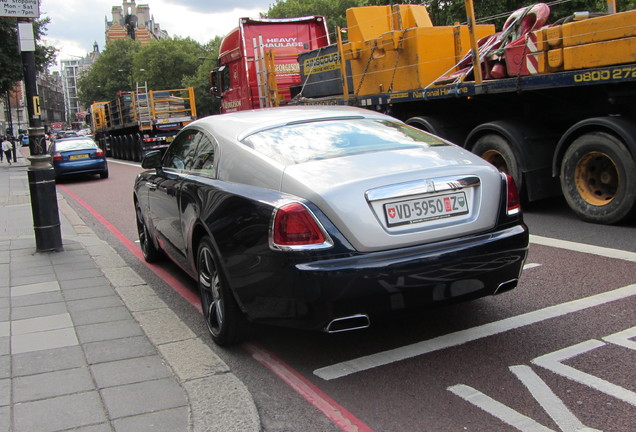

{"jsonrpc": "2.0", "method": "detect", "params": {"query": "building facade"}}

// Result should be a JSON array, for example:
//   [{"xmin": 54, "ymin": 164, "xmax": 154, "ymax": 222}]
[
  {"xmin": 0, "ymin": 73, "xmax": 65, "ymax": 137},
  {"xmin": 106, "ymin": 0, "xmax": 168, "ymax": 44},
  {"xmin": 60, "ymin": 43, "xmax": 100, "ymax": 127}
]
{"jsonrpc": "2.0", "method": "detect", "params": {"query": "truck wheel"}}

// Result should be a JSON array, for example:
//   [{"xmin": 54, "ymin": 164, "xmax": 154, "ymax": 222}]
[
  {"xmin": 113, "ymin": 136, "xmax": 121, "ymax": 159},
  {"xmin": 472, "ymin": 134, "xmax": 522, "ymax": 191},
  {"xmin": 560, "ymin": 132, "xmax": 636, "ymax": 224},
  {"xmin": 125, "ymin": 135, "xmax": 133, "ymax": 160},
  {"xmin": 134, "ymin": 134, "xmax": 143, "ymax": 162},
  {"xmin": 105, "ymin": 137, "xmax": 113, "ymax": 157}
]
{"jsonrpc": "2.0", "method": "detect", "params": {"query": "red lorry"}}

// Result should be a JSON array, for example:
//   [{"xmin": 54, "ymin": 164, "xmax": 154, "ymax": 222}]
[{"xmin": 210, "ymin": 16, "xmax": 330, "ymax": 113}]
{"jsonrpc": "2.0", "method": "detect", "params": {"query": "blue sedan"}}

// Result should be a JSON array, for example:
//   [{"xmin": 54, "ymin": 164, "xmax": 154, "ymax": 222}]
[{"xmin": 49, "ymin": 137, "xmax": 109, "ymax": 180}]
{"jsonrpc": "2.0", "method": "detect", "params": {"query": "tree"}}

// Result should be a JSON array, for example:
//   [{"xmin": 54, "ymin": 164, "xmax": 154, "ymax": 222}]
[
  {"xmin": 423, "ymin": 1, "xmax": 636, "ymax": 27},
  {"xmin": 132, "ymin": 37, "xmax": 204, "ymax": 90},
  {"xmin": 77, "ymin": 39, "xmax": 141, "ymax": 107},
  {"xmin": 0, "ymin": 17, "xmax": 57, "ymax": 96},
  {"xmin": 182, "ymin": 37, "xmax": 223, "ymax": 118}
]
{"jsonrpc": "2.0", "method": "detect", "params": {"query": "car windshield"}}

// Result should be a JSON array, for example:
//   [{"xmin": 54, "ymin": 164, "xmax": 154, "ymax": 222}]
[
  {"xmin": 55, "ymin": 139, "xmax": 98, "ymax": 152},
  {"xmin": 242, "ymin": 119, "xmax": 449, "ymax": 165}
]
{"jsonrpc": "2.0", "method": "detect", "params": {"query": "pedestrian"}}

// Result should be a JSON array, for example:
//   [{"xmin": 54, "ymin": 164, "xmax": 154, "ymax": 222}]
[{"xmin": 2, "ymin": 136, "xmax": 13, "ymax": 165}]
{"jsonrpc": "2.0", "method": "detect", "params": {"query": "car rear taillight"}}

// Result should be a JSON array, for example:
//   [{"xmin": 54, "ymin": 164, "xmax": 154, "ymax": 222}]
[
  {"xmin": 96, "ymin": 149, "xmax": 104, "ymax": 157},
  {"xmin": 52, "ymin": 152, "xmax": 62, "ymax": 161},
  {"xmin": 505, "ymin": 173, "xmax": 521, "ymax": 216},
  {"xmin": 271, "ymin": 202, "xmax": 332, "ymax": 250}
]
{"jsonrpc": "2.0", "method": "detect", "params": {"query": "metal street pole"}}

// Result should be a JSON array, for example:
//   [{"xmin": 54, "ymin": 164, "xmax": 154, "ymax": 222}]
[{"xmin": 19, "ymin": 19, "xmax": 63, "ymax": 252}]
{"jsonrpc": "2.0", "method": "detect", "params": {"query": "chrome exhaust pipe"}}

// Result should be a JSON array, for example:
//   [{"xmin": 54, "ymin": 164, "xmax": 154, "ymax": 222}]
[
  {"xmin": 325, "ymin": 314, "xmax": 370, "ymax": 333},
  {"xmin": 494, "ymin": 278, "xmax": 518, "ymax": 295}
]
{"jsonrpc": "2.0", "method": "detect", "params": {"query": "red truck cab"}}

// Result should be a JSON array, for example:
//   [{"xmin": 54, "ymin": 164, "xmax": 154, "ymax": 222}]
[{"xmin": 211, "ymin": 16, "xmax": 330, "ymax": 113}]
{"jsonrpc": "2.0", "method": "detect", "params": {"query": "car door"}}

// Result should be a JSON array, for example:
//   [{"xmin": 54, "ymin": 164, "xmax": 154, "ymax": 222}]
[{"xmin": 147, "ymin": 130, "xmax": 201, "ymax": 264}]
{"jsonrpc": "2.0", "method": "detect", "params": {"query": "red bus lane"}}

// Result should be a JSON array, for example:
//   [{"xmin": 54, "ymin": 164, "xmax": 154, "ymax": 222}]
[{"xmin": 58, "ymin": 160, "xmax": 636, "ymax": 432}]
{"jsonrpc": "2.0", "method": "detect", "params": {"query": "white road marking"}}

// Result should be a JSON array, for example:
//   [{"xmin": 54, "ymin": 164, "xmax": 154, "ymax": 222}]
[
  {"xmin": 603, "ymin": 326, "xmax": 636, "ymax": 351},
  {"xmin": 510, "ymin": 365, "xmax": 600, "ymax": 432},
  {"xmin": 530, "ymin": 235, "xmax": 636, "ymax": 262},
  {"xmin": 313, "ymin": 284, "xmax": 636, "ymax": 380},
  {"xmin": 448, "ymin": 384, "xmax": 554, "ymax": 432},
  {"xmin": 523, "ymin": 263, "xmax": 541, "ymax": 270},
  {"xmin": 533, "ymin": 340, "xmax": 636, "ymax": 406}
]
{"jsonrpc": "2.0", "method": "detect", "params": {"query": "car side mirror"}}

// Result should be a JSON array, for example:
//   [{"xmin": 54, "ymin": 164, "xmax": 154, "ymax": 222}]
[{"xmin": 141, "ymin": 150, "xmax": 162, "ymax": 169}]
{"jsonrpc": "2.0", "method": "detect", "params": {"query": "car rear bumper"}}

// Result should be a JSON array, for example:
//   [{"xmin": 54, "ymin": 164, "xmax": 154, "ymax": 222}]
[
  {"xmin": 54, "ymin": 160, "xmax": 107, "ymax": 176},
  {"xmin": 236, "ymin": 223, "xmax": 529, "ymax": 331}
]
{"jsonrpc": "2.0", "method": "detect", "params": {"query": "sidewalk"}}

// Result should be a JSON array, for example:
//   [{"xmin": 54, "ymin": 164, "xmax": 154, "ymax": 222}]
[{"xmin": 0, "ymin": 150, "xmax": 260, "ymax": 432}]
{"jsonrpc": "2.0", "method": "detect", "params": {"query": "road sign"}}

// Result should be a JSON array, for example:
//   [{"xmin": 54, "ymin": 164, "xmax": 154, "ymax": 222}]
[{"xmin": 0, "ymin": 0, "xmax": 40, "ymax": 18}]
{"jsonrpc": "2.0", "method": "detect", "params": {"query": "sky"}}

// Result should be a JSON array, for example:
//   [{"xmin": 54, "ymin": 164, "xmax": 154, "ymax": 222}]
[{"xmin": 39, "ymin": 0, "xmax": 274, "ymax": 71}]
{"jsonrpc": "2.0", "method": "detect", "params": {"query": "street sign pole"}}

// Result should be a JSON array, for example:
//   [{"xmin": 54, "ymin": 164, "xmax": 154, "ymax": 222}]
[{"xmin": 18, "ymin": 19, "xmax": 63, "ymax": 252}]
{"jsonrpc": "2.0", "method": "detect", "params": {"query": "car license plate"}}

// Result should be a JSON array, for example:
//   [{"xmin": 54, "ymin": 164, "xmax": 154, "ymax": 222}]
[
  {"xmin": 384, "ymin": 191, "xmax": 468, "ymax": 227},
  {"xmin": 69, "ymin": 154, "xmax": 89, "ymax": 160}
]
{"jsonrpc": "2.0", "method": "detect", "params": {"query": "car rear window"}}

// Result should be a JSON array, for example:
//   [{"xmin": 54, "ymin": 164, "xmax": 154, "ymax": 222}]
[
  {"xmin": 242, "ymin": 119, "xmax": 449, "ymax": 165},
  {"xmin": 55, "ymin": 140, "xmax": 98, "ymax": 152}
]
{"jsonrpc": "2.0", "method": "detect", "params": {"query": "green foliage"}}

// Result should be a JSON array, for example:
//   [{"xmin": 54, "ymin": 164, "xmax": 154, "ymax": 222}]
[
  {"xmin": 424, "ymin": 1, "xmax": 636, "ymax": 27},
  {"xmin": 78, "ymin": 37, "xmax": 221, "ymax": 118},
  {"xmin": 182, "ymin": 37, "xmax": 223, "ymax": 118},
  {"xmin": 77, "ymin": 39, "xmax": 141, "ymax": 107},
  {"xmin": 0, "ymin": 17, "xmax": 57, "ymax": 95}
]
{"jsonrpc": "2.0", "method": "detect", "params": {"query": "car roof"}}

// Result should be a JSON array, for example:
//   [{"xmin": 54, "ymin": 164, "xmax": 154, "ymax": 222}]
[{"xmin": 188, "ymin": 106, "xmax": 395, "ymax": 141}]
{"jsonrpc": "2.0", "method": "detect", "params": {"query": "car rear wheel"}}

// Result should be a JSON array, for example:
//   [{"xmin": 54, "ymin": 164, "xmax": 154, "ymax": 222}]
[
  {"xmin": 100, "ymin": 169, "xmax": 109, "ymax": 179},
  {"xmin": 197, "ymin": 236, "xmax": 248, "ymax": 346},
  {"xmin": 135, "ymin": 201, "xmax": 162, "ymax": 262}
]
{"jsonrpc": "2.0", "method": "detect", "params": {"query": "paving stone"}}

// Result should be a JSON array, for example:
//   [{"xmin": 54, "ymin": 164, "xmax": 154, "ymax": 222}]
[
  {"xmin": 13, "ymin": 391, "xmax": 107, "ymax": 432},
  {"xmin": 113, "ymin": 407, "xmax": 189, "ymax": 432},
  {"xmin": 0, "ymin": 378, "xmax": 8, "ymax": 407},
  {"xmin": 83, "ymin": 335, "xmax": 156, "ymax": 364},
  {"xmin": 159, "ymin": 338, "xmax": 229, "ymax": 381},
  {"xmin": 76, "ymin": 319, "xmax": 144, "ymax": 343},
  {"xmin": 11, "ymin": 273, "xmax": 58, "ymax": 288},
  {"xmin": 60, "ymin": 276, "xmax": 112, "ymax": 290},
  {"xmin": 10, "ymin": 281, "xmax": 59, "ymax": 297},
  {"xmin": 10, "ymin": 291, "xmax": 64, "ymax": 308},
  {"xmin": 0, "ymin": 406, "xmax": 8, "ymax": 431},
  {"xmin": 56, "ymin": 268, "xmax": 104, "ymax": 281},
  {"xmin": 12, "ymin": 367, "xmax": 94, "ymax": 402},
  {"xmin": 12, "ymin": 346, "xmax": 86, "ymax": 377},
  {"xmin": 133, "ymin": 308, "xmax": 196, "ymax": 345},
  {"xmin": 100, "ymin": 378, "xmax": 187, "ymax": 419},
  {"xmin": 70, "ymin": 305, "xmax": 133, "ymax": 326},
  {"xmin": 91, "ymin": 356, "xmax": 173, "ymax": 388},
  {"xmin": 0, "ymin": 354, "xmax": 8, "ymax": 379},
  {"xmin": 63, "ymin": 285, "xmax": 116, "ymax": 301},
  {"xmin": 11, "ymin": 327, "xmax": 79, "ymax": 354},
  {"xmin": 66, "ymin": 295, "xmax": 123, "ymax": 312},
  {"xmin": 11, "ymin": 302, "xmax": 67, "ymax": 320}
]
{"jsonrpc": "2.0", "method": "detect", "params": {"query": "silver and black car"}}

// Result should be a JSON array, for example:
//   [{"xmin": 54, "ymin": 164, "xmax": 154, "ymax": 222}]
[{"xmin": 133, "ymin": 106, "xmax": 529, "ymax": 346}]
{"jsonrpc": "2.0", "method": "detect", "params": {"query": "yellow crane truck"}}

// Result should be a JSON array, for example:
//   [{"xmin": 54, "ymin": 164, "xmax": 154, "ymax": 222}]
[
  {"xmin": 256, "ymin": 1, "xmax": 636, "ymax": 224},
  {"xmin": 90, "ymin": 86, "xmax": 196, "ymax": 161}
]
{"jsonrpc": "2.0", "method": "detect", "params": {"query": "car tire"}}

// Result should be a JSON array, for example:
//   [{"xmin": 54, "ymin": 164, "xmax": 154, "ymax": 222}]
[
  {"xmin": 135, "ymin": 201, "xmax": 162, "ymax": 262},
  {"xmin": 197, "ymin": 236, "xmax": 248, "ymax": 346},
  {"xmin": 100, "ymin": 169, "xmax": 109, "ymax": 179},
  {"xmin": 560, "ymin": 132, "xmax": 636, "ymax": 224}
]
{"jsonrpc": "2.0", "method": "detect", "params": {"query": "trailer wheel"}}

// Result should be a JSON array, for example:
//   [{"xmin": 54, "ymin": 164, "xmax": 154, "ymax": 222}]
[
  {"xmin": 472, "ymin": 134, "xmax": 522, "ymax": 191},
  {"xmin": 115, "ymin": 136, "xmax": 123, "ymax": 159},
  {"xmin": 105, "ymin": 137, "xmax": 112, "ymax": 157},
  {"xmin": 560, "ymin": 132, "xmax": 636, "ymax": 224},
  {"xmin": 112, "ymin": 137, "xmax": 119, "ymax": 159},
  {"xmin": 125, "ymin": 135, "xmax": 133, "ymax": 160},
  {"xmin": 136, "ymin": 134, "xmax": 145, "ymax": 162}
]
